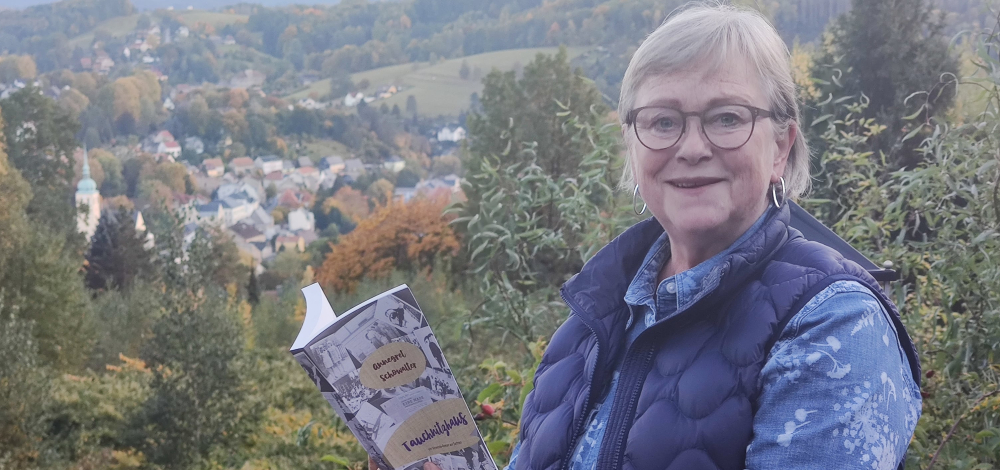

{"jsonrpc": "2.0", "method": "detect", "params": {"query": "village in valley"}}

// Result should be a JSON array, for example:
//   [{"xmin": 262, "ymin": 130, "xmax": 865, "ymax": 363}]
[
  {"xmin": 75, "ymin": 122, "xmax": 466, "ymax": 270},
  {"xmin": 29, "ymin": 4, "xmax": 476, "ymax": 276}
]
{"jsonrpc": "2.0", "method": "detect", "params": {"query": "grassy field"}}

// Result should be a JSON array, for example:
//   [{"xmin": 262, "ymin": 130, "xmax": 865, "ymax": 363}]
[
  {"xmin": 67, "ymin": 10, "xmax": 247, "ymax": 49},
  {"xmin": 176, "ymin": 11, "xmax": 249, "ymax": 29},
  {"xmin": 285, "ymin": 47, "xmax": 590, "ymax": 117},
  {"xmin": 68, "ymin": 14, "xmax": 140, "ymax": 48},
  {"xmin": 297, "ymin": 139, "xmax": 351, "ymax": 160}
]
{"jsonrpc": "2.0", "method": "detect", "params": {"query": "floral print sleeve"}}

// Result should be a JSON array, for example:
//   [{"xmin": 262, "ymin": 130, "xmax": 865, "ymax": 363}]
[{"xmin": 745, "ymin": 281, "xmax": 922, "ymax": 470}]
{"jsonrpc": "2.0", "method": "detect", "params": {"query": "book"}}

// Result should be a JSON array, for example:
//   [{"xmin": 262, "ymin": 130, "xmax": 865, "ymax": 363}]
[{"xmin": 291, "ymin": 283, "xmax": 497, "ymax": 470}]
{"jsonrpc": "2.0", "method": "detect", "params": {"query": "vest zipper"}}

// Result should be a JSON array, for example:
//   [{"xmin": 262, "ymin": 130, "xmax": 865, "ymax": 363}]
[
  {"xmin": 595, "ymin": 339, "xmax": 655, "ymax": 470},
  {"xmin": 557, "ymin": 293, "xmax": 607, "ymax": 470}
]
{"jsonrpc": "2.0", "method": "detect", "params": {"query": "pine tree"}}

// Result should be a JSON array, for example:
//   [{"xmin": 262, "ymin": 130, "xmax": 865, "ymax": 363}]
[
  {"xmin": 85, "ymin": 206, "xmax": 154, "ymax": 291},
  {"xmin": 810, "ymin": 0, "xmax": 959, "ymax": 166},
  {"xmin": 405, "ymin": 95, "xmax": 417, "ymax": 116},
  {"xmin": 247, "ymin": 265, "xmax": 260, "ymax": 305},
  {"xmin": 459, "ymin": 59, "xmax": 471, "ymax": 80}
]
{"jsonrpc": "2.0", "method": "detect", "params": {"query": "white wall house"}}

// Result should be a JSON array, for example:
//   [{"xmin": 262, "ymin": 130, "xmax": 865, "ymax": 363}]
[
  {"xmin": 255, "ymin": 155, "xmax": 284, "ymax": 174},
  {"xmin": 437, "ymin": 126, "xmax": 466, "ymax": 142},
  {"xmin": 287, "ymin": 207, "xmax": 316, "ymax": 232}
]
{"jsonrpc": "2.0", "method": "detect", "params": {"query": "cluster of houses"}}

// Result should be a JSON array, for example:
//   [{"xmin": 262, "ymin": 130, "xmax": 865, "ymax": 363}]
[
  {"xmin": 183, "ymin": 156, "xmax": 328, "ymax": 264},
  {"xmin": 343, "ymin": 84, "xmax": 402, "ymax": 107},
  {"xmin": 0, "ymin": 79, "xmax": 42, "ymax": 99},
  {"xmin": 141, "ymin": 130, "xmax": 184, "ymax": 161}
]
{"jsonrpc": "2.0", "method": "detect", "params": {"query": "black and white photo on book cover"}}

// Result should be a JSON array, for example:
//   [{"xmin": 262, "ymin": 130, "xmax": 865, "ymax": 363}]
[{"xmin": 292, "ymin": 283, "xmax": 496, "ymax": 470}]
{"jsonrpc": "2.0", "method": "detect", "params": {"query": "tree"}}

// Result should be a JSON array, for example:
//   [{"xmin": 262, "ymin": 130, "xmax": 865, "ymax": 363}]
[
  {"xmin": 810, "ymin": 0, "xmax": 959, "ymax": 166},
  {"xmin": 326, "ymin": 186, "xmax": 370, "ymax": 223},
  {"xmin": 459, "ymin": 59, "xmax": 470, "ymax": 80},
  {"xmin": 469, "ymin": 91, "xmax": 481, "ymax": 112},
  {"xmin": 132, "ymin": 293, "xmax": 260, "ymax": 468},
  {"xmin": 85, "ymin": 207, "xmax": 155, "ymax": 292},
  {"xmin": 285, "ymin": 107, "xmax": 319, "ymax": 143},
  {"xmin": 123, "ymin": 154, "xmax": 155, "ymax": 198},
  {"xmin": 405, "ymin": 94, "xmax": 417, "ymax": 115},
  {"xmin": 91, "ymin": 149, "xmax": 125, "ymax": 197},
  {"xmin": 0, "ymin": 99, "xmax": 91, "ymax": 373},
  {"xmin": 151, "ymin": 162, "xmax": 188, "ymax": 193},
  {"xmin": 396, "ymin": 167, "xmax": 421, "ymax": 187},
  {"xmin": 431, "ymin": 154, "xmax": 462, "ymax": 177},
  {"xmin": 57, "ymin": 87, "xmax": 90, "ymax": 120},
  {"xmin": 185, "ymin": 226, "xmax": 244, "ymax": 291},
  {"xmin": 1, "ymin": 86, "xmax": 81, "ymax": 233},
  {"xmin": 0, "ymin": 310, "xmax": 50, "ymax": 470},
  {"xmin": 365, "ymin": 177, "xmax": 393, "ymax": 205},
  {"xmin": 455, "ymin": 88, "xmax": 625, "ymax": 344},
  {"xmin": 247, "ymin": 265, "xmax": 260, "ymax": 305},
  {"xmin": 467, "ymin": 47, "xmax": 606, "ymax": 180},
  {"xmin": 0, "ymin": 55, "xmax": 37, "ymax": 82},
  {"xmin": 328, "ymin": 71, "xmax": 354, "ymax": 98},
  {"xmin": 461, "ymin": 47, "xmax": 610, "ymax": 292},
  {"xmin": 317, "ymin": 196, "xmax": 460, "ymax": 294}
]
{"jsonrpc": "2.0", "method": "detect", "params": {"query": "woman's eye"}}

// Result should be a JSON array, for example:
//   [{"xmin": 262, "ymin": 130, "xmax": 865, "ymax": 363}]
[
  {"xmin": 708, "ymin": 110, "xmax": 749, "ymax": 127},
  {"xmin": 715, "ymin": 113, "xmax": 738, "ymax": 125},
  {"xmin": 653, "ymin": 118, "xmax": 676, "ymax": 129}
]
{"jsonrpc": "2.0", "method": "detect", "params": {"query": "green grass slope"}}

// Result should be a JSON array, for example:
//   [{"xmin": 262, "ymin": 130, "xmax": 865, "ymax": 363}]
[
  {"xmin": 68, "ymin": 10, "xmax": 247, "ymax": 48},
  {"xmin": 68, "ymin": 13, "xmax": 140, "ymax": 48},
  {"xmin": 285, "ymin": 47, "xmax": 590, "ymax": 117},
  {"xmin": 175, "ymin": 11, "xmax": 249, "ymax": 29}
]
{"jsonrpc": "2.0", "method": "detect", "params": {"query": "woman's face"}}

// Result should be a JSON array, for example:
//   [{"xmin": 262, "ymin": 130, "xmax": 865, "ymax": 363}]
[{"xmin": 628, "ymin": 60, "xmax": 794, "ymax": 245}]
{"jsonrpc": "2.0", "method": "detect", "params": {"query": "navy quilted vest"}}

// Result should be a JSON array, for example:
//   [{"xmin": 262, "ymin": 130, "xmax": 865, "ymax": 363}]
[{"xmin": 515, "ymin": 205, "xmax": 920, "ymax": 470}]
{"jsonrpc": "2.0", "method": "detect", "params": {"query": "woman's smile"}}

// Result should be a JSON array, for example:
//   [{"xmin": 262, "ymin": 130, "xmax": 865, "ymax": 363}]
[{"xmin": 665, "ymin": 176, "xmax": 725, "ymax": 190}]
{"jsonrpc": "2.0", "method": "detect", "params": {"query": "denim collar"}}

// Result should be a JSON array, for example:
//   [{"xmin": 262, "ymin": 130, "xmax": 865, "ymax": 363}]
[{"xmin": 623, "ymin": 207, "xmax": 775, "ymax": 326}]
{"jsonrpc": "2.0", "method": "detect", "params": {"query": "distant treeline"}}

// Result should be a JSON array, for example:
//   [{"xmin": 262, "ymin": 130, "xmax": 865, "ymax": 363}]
[{"xmin": 0, "ymin": 0, "xmax": 992, "ymax": 102}]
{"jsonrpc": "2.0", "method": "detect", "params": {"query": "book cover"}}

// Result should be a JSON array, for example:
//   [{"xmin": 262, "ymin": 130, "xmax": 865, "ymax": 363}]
[{"xmin": 291, "ymin": 283, "xmax": 496, "ymax": 470}]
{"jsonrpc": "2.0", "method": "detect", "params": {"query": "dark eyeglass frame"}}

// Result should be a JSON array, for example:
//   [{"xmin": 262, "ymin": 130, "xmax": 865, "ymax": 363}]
[{"xmin": 625, "ymin": 104, "xmax": 776, "ymax": 151}]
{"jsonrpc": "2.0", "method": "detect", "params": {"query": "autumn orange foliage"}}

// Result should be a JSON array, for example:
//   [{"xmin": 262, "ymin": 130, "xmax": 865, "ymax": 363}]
[
  {"xmin": 324, "ymin": 186, "xmax": 370, "ymax": 222},
  {"xmin": 316, "ymin": 196, "xmax": 460, "ymax": 294}
]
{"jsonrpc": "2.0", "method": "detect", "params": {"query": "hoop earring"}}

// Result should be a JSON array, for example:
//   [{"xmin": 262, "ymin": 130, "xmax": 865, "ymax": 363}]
[
  {"xmin": 770, "ymin": 176, "xmax": 786, "ymax": 208},
  {"xmin": 633, "ymin": 184, "xmax": 647, "ymax": 215}
]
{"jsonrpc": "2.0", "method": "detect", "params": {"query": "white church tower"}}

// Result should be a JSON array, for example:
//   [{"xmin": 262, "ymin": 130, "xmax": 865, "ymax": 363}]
[{"xmin": 75, "ymin": 147, "xmax": 101, "ymax": 241}]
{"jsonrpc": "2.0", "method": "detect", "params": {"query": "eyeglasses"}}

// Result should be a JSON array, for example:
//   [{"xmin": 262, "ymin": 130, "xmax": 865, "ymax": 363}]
[{"xmin": 625, "ymin": 104, "xmax": 775, "ymax": 151}]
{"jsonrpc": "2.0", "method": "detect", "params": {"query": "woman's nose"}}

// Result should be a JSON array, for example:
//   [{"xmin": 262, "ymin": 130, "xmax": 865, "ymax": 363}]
[{"xmin": 673, "ymin": 116, "xmax": 713, "ymax": 164}]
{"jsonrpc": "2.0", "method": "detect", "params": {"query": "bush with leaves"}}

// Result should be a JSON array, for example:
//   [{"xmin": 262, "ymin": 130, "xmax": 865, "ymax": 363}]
[
  {"xmin": 0, "ymin": 306, "xmax": 50, "ymax": 470},
  {"xmin": 802, "ymin": 28, "xmax": 1000, "ymax": 466},
  {"xmin": 129, "ymin": 292, "xmax": 262, "ymax": 469},
  {"xmin": 453, "ymin": 107, "xmax": 630, "ymax": 350}
]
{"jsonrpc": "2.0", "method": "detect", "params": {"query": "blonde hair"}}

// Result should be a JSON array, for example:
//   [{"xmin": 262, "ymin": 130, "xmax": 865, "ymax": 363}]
[{"xmin": 617, "ymin": 1, "xmax": 810, "ymax": 200}]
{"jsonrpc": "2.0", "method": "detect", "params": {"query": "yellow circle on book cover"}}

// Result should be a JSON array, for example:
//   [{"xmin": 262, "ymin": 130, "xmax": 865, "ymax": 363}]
[
  {"xmin": 383, "ymin": 398, "xmax": 480, "ymax": 467},
  {"xmin": 360, "ymin": 342, "xmax": 428, "ymax": 389}
]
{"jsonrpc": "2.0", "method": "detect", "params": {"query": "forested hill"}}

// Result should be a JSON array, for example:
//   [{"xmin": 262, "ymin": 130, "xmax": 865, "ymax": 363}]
[
  {"xmin": 0, "ymin": 0, "xmax": 133, "ymax": 70},
  {"xmin": 0, "ymin": 0, "xmax": 990, "ymax": 103}
]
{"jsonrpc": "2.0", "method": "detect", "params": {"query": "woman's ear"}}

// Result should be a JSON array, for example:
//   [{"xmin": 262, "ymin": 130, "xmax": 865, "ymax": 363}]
[{"xmin": 772, "ymin": 121, "xmax": 796, "ymax": 182}]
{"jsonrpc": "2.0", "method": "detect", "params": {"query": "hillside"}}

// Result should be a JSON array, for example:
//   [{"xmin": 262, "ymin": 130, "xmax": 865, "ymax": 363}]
[
  {"xmin": 66, "ymin": 9, "xmax": 247, "ymax": 48},
  {"xmin": 286, "ymin": 47, "xmax": 590, "ymax": 117}
]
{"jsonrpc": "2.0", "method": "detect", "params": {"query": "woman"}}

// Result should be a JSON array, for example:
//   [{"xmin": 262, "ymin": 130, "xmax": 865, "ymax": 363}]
[{"xmin": 504, "ymin": 4, "xmax": 921, "ymax": 470}]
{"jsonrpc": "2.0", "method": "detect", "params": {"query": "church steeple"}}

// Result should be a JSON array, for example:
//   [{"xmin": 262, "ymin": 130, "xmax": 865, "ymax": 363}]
[
  {"xmin": 76, "ymin": 145, "xmax": 101, "ymax": 241},
  {"xmin": 76, "ymin": 146, "xmax": 98, "ymax": 195},
  {"xmin": 82, "ymin": 150, "xmax": 91, "ymax": 178}
]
